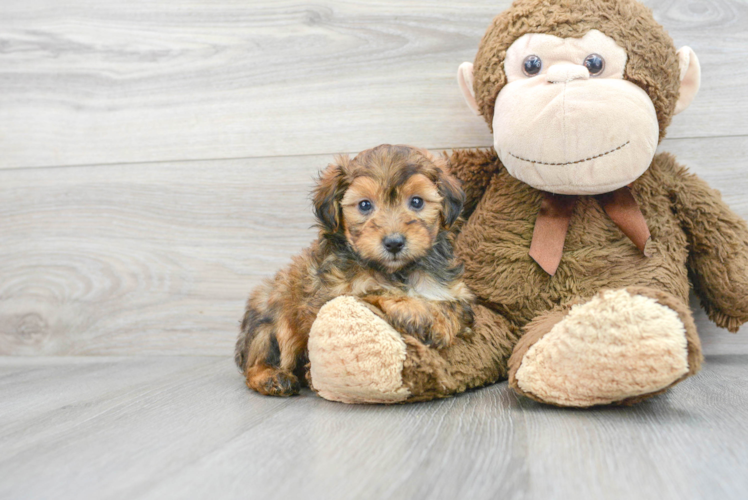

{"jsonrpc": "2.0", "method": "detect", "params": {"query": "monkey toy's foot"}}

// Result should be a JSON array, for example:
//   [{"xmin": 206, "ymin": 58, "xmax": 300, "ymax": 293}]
[
  {"xmin": 307, "ymin": 296, "xmax": 412, "ymax": 404},
  {"xmin": 508, "ymin": 287, "xmax": 703, "ymax": 407}
]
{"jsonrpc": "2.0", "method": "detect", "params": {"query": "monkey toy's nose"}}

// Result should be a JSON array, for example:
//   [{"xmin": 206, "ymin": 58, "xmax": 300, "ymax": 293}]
[
  {"xmin": 383, "ymin": 234, "xmax": 406, "ymax": 254},
  {"xmin": 547, "ymin": 63, "xmax": 590, "ymax": 84}
]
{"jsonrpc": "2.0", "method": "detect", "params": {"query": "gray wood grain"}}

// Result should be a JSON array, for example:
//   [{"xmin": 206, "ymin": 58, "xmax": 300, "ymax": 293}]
[
  {"xmin": 0, "ymin": 0, "xmax": 746, "ymax": 169},
  {"xmin": 1, "ymin": 138, "xmax": 747, "ymax": 356},
  {"xmin": 0, "ymin": 355, "xmax": 746, "ymax": 500},
  {"xmin": 0, "ymin": 154, "xmax": 321, "ymax": 356}
]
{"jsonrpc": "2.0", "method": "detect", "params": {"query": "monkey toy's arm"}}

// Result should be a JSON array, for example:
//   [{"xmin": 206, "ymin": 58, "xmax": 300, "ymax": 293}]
[
  {"xmin": 666, "ymin": 155, "xmax": 748, "ymax": 332},
  {"xmin": 447, "ymin": 148, "xmax": 501, "ymax": 219}
]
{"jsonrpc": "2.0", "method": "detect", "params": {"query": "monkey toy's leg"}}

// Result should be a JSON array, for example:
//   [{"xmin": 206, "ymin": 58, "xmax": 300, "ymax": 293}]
[
  {"xmin": 508, "ymin": 287, "xmax": 703, "ymax": 407},
  {"xmin": 306, "ymin": 296, "xmax": 519, "ymax": 403}
]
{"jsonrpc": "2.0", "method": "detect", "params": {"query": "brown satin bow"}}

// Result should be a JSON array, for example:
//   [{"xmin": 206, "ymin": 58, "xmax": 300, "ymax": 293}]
[{"xmin": 529, "ymin": 187, "xmax": 652, "ymax": 276}]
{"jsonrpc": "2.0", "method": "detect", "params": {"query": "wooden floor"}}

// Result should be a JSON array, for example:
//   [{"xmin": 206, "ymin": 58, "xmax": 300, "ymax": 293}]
[
  {"xmin": 1, "ymin": 355, "xmax": 747, "ymax": 500},
  {"xmin": 1, "ymin": 0, "xmax": 748, "ymax": 498}
]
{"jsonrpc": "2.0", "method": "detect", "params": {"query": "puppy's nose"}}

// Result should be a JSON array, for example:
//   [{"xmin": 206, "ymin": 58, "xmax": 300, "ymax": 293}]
[{"xmin": 383, "ymin": 234, "xmax": 406, "ymax": 254}]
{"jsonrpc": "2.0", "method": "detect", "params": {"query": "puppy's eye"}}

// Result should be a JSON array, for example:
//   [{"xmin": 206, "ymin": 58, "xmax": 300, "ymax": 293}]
[
  {"xmin": 409, "ymin": 196, "xmax": 424, "ymax": 210},
  {"xmin": 358, "ymin": 200, "xmax": 373, "ymax": 213},
  {"xmin": 583, "ymin": 54, "xmax": 605, "ymax": 76},
  {"xmin": 522, "ymin": 55, "xmax": 542, "ymax": 77}
]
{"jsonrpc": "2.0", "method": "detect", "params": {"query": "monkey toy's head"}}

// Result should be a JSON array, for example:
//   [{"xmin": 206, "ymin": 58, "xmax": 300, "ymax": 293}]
[{"xmin": 458, "ymin": 0, "xmax": 701, "ymax": 195}]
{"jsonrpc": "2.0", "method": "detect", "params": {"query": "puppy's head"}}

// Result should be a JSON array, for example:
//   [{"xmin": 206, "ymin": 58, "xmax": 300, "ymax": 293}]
[{"xmin": 313, "ymin": 144, "xmax": 464, "ymax": 271}]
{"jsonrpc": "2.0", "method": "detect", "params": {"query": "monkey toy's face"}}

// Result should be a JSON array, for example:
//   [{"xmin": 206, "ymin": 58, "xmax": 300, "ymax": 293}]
[
  {"xmin": 459, "ymin": 29, "xmax": 700, "ymax": 195},
  {"xmin": 494, "ymin": 30, "xmax": 657, "ymax": 195}
]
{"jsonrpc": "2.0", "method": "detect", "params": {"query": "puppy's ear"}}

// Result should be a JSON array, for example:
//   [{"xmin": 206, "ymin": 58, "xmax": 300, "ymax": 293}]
[
  {"xmin": 313, "ymin": 155, "xmax": 351, "ymax": 234},
  {"xmin": 437, "ymin": 165, "xmax": 465, "ymax": 229}
]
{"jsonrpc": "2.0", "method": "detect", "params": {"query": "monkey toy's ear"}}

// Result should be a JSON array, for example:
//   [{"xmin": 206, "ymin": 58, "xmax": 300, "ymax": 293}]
[
  {"xmin": 457, "ymin": 62, "xmax": 482, "ymax": 116},
  {"xmin": 312, "ymin": 156, "xmax": 351, "ymax": 234},
  {"xmin": 674, "ymin": 47, "xmax": 701, "ymax": 115}
]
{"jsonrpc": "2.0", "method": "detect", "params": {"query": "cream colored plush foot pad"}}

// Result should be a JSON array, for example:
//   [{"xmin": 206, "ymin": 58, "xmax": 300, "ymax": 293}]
[
  {"xmin": 308, "ymin": 296, "xmax": 410, "ymax": 404},
  {"xmin": 515, "ymin": 289, "xmax": 689, "ymax": 407}
]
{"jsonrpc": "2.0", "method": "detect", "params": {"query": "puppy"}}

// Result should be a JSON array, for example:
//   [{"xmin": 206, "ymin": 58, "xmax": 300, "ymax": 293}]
[{"xmin": 234, "ymin": 144, "xmax": 474, "ymax": 397}]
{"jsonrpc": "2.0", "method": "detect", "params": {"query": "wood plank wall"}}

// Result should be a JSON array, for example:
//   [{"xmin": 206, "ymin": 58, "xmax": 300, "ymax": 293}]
[{"xmin": 1, "ymin": 0, "xmax": 747, "ymax": 356}]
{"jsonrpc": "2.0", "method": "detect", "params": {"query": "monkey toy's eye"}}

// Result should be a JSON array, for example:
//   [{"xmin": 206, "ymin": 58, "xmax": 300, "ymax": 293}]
[
  {"xmin": 522, "ymin": 55, "xmax": 542, "ymax": 77},
  {"xmin": 584, "ymin": 54, "xmax": 605, "ymax": 76},
  {"xmin": 358, "ymin": 200, "xmax": 373, "ymax": 213},
  {"xmin": 409, "ymin": 196, "xmax": 424, "ymax": 210}
]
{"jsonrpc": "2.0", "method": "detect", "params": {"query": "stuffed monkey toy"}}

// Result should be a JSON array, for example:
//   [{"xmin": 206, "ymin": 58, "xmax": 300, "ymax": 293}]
[{"xmin": 303, "ymin": 0, "xmax": 748, "ymax": 406}]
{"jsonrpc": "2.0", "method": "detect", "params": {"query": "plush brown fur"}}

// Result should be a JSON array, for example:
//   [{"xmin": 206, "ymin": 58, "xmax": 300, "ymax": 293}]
[
  {"xmin": 235, "ymin": 144, "xmax": 474, "ymax": 396},
  {"xmin": 389, "ymin": 147, "xmax": 748, "ymax": 403},
  {"xmin": 387, "ymin": 144, "xmax": 748, "ymax": 403},
  {"xmin": 377, "ymin": 0, "xmax": 748, "ymax": 404}
]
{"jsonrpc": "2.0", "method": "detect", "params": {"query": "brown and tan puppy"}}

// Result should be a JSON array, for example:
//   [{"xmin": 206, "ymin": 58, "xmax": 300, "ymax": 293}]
[{"xmin": 234, "ymin": 144, "xmax": 474, "ymax": 396}]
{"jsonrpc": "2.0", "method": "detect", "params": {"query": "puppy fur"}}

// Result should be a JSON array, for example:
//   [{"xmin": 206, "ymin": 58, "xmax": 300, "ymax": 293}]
[{"xmin": 234, "ymin": 144, "xmax": 475, "ymax": 397}]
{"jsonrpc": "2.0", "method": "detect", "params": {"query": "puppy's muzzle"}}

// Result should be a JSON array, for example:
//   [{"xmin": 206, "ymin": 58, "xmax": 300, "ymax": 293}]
[{"xmin": 382, "ymin": 234, "xmax": 406, "ymax": 255}]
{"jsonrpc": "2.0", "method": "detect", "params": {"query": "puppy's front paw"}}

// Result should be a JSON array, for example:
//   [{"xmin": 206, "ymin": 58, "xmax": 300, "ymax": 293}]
[
  {"xmin": 423, "ymin": 322, "xmax": 458, "ymax": 349},
  {"xmin": 388, "ymin": 313, "xmax": 455, "ymax": 349},
  {"xmin": 425, "ymin": 302, "xmax": 474, "ymax": 348},
  {"xmin": 379, "ymin": 298, "xmax": 470, "ymax": 349},
  {"xmin": 374, "ymin": 297, "xmax": 431, "ymax": 342},
  {"xmin": 387, "ymin": 313, "xmax": 432, "ymax": 344},
  {"xmin": 246, "ymin": 366, "xmax": 301, "ymax": 397}
]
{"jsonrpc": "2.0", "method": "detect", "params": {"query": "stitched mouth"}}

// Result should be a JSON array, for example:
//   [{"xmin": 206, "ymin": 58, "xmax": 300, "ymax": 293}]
[{"xmin": 508, "ymin": 141, "xmax": 630, "ymax": 166}]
